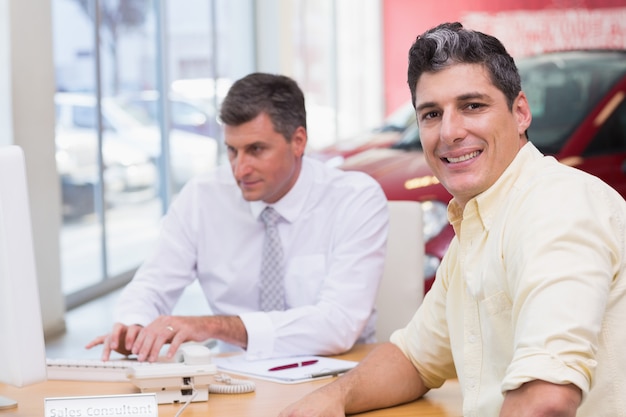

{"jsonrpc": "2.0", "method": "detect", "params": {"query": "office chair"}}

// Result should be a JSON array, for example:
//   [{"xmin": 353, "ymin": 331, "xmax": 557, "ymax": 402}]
[{"xmin": 375, "ymin": 200, "xmax": 425, "ymax": 342}]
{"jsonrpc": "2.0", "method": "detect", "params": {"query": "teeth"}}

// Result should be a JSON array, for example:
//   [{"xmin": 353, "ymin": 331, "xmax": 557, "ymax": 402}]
[{"xmin": 446, "ymin": 151, "xmax": 480, "ymax": 163}]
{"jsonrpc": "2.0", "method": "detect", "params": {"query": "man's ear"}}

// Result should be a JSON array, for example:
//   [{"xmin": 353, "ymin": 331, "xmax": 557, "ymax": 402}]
[
  {"xmin": 514, "ymin": 91, "xmax": 532, "ymax": 135},
  {"xmin": 290, "ymin": 126, "xmax": 308, "ymax": 157}
]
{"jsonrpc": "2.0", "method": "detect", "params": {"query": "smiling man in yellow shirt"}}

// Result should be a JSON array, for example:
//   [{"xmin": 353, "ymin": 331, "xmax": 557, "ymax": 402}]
[{"xmin": 279, "ymin": 22, "xmax": 626, "ymax": 417}]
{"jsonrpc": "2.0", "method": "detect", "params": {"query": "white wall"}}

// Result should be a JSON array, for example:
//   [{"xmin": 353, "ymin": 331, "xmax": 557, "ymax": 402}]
[{"xmin": 1, "ymin": 0, "xmax": 66, "ymax": 338}]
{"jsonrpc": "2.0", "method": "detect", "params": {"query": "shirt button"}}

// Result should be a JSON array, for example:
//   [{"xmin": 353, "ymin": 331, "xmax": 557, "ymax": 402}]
[{"xmin": 468, "ymin": 334, "xmax": 476, "ymax": 343}]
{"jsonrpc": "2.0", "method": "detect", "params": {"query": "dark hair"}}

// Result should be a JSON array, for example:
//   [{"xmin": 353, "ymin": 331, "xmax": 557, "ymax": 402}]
[
  {"xmin": 219, "ymin": 73, "xmax": 307, "ymax": 141},
  {"xmin": 407, "ymin": 22, "xmax": 521, "ymax": 110}
]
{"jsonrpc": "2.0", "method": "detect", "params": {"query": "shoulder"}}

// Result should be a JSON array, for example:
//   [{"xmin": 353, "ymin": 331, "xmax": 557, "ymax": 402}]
[
  {"xmin": 520, "ymin": 155, "xmax": 623, "ymax": 207},
  {"xmin": 507, "ymin": 155, "xmax": 626, "ymax": 239},
  {"xmin": 169, "ymin": 163, "xmax": 241, "ymax": 211},
  {"xmin": 181, "ymin": 163, "xmax": 236, "ymax": 192}
]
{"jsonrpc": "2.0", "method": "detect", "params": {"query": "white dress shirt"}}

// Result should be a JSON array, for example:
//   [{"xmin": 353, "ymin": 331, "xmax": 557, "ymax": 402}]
[
  {"xmin": 115, "ymin": 156, "xmax": 389, "ymax": 359},
  {"xmin": 391, "ymin": 143, "xmax": 626, "ymax": 416}
]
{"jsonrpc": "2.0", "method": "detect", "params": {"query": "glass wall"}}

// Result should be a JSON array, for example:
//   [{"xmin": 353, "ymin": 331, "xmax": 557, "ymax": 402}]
[{"xmin": 51, "ymin": 0, "xmax": 382, "ymax": 308}]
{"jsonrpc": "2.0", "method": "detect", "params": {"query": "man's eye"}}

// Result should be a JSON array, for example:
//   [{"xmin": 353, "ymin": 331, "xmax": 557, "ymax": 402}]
[
  {"xmin": 421, "ymin": 111, "xmax": 439, "ymax": 121},
  {"xmin": 467, "ymin": 103, "xmax": 483, "ymax": 110}
]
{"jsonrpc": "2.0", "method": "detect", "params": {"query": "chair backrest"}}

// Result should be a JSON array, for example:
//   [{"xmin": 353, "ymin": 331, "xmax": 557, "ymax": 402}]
[{"xmin": 375, "ymin": 200, "xmax": 425, "ymax": 341}]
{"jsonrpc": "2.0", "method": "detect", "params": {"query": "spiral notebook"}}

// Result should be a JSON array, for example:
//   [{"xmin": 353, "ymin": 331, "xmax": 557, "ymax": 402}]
[{"xmin": 212, "ymin": 355, "xmax": 357, "ymax": 384}]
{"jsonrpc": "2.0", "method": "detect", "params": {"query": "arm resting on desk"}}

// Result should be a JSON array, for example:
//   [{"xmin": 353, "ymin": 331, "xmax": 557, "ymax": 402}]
[
  {"xmin": 500, "ymin": 380, "xmax": 581, "ymax": 417},
  {"xmin": 279, "ymin": 342, "xmax": 429, "ymax": 417}
]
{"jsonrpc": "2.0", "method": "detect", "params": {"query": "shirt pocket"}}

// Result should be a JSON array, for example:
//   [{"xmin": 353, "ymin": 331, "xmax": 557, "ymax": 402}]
[
  {"xmin": 481, "ymin": 290, "xmax": 511, "ymax": 316},
  {"xmin": 478, "ymin": 290, "xmax": 513, "ymax": 373},
  {"xmin": 285, "ymin": 254, "xmax": 326, "ymax": 305}
]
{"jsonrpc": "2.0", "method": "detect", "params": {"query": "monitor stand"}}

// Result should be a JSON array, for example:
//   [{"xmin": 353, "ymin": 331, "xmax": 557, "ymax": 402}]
[{"xmin": 0, "ymin": 395, "xmax": 17, "ymax": 409}]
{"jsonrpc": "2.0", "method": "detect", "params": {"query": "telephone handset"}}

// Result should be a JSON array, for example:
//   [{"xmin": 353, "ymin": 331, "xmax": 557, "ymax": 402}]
[
  {"xmin": 175, "ymin": 343, "xmax": 214, "ymax": 365},
  {"xmin": 127, "ymin": 343, "xmax": 255, "ymax": 404}
]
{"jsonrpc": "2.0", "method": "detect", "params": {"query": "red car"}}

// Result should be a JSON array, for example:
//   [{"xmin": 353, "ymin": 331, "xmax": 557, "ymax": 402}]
[{"xmin": 340, "ymin": 50, "xmax": 626, "ymax": 293}]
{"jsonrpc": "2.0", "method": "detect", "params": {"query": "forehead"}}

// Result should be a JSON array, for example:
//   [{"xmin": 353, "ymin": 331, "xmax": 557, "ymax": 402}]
[
  {"xmin": 223, "ymin": 113, "xmax": 281, "ymax": 146},
  {"xmin": 414, "ymin": 63, "xmax": 496, "ymax": 105}
]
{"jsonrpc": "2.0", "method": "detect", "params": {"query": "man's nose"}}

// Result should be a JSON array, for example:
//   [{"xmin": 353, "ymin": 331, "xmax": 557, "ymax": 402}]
[
  {"xmin": 232, "ymin": 153, "xmax": 252, "ymax": 178},
  {"xmin": 439, "ymin": 110, "xmax": 466, "ymax": 144}
]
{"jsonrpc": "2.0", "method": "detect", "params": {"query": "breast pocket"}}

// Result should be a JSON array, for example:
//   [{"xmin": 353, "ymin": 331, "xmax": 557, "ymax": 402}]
[
  {"xmin": 479, "ymin": 290, "xmax": 513, "ymax": 375},
  {"xmin": 285, "ymin": 254, "xmax": 327, "ymax": 305}
]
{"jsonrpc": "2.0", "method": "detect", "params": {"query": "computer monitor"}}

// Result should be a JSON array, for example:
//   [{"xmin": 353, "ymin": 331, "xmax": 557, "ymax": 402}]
[{"xmin": 0, "ymin": 145, "xmax": 47, "ymax": 409}]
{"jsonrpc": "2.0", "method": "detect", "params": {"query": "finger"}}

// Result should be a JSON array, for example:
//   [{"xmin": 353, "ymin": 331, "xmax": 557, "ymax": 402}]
[
  {"xmin": 109, "ymin": 323, "xmax": 126, "ymax": 351},
  {"xmin": 101, "ymin": 335, "xmax": 113, "ymax": 361},
  {"xmin": 148, "ymin": 324, "xmax": 177, "ymax": 362},
  {"xmin": 85, "ymin": 334, "xmax": 106, "ymax": 349},
  {"xmin": 134, "ymin": 327, "xmax": 159, "ymax": 362},
  {"xmin": 166, "ymin": 331, "xmax": 185, "ymax": 359},
  {"xmin": 124, "ymin": 325, "xmax": 142, "ymax": 353}
]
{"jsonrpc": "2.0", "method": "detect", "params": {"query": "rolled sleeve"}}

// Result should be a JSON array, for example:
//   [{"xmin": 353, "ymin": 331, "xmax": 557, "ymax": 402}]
[{"xmin": 501, "ymin": 173, "xmax": 619, "ymax": 397}]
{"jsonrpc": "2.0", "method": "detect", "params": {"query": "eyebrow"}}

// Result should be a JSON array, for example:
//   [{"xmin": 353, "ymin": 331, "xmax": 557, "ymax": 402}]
[
  {"xmin": 415, "ymin": 92, "xmax": 490, "ymax": 113},
  {"xmin": 458, "ymin": 92, "xmax": 490, "ymax": 102}
]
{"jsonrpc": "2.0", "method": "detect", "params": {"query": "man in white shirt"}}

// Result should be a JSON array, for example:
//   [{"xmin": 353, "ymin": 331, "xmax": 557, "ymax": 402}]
[
  {"xmin": 279, "ymin": 23, "xmax": 626, "ymax": 417},
  {"xmin": 87, "ymin": 73, "xmax": 389, "ymax": 362}
]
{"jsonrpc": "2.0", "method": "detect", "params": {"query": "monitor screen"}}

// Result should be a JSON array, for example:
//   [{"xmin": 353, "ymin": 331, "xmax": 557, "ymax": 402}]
[{"xmin": 0, "ymin": 145, "xmax": 47, "ymax": 409}]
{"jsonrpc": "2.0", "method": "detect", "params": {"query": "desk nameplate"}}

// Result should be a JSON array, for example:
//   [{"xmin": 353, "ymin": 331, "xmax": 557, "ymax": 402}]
[{"xmin": 44, "ymin": 393, "xmax": 157, "ymax": 417}]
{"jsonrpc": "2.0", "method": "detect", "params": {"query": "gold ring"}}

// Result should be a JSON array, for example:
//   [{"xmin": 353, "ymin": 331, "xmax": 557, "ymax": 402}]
[{"xmin": 166, "ymin": 325, "xmax": 174, "ymax": 332}]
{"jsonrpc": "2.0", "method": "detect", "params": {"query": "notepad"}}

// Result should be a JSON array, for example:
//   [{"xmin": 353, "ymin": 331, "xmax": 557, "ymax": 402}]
[{"xmin": 213, "ymin": 355, "xmax": 357, "ymax": 384}]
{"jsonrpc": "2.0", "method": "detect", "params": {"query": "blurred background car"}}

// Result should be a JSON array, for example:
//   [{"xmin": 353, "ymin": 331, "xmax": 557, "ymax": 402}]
[
  {"xmin": 308, "ymin": 100, "xmax": 416, "ymax": 167},
  {"xmin": 55, "ymin": 92, "xmax": 219, "ymax": 218},
  {"xmin": 116, "ymin": 90, "xmax": 221, "ymax": 139},
  {"xmin": 337, "ymin": 49, "xmax": 626, "ymax": 293}
]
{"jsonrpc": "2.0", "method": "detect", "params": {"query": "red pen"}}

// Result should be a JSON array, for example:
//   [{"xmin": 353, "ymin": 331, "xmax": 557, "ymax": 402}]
[{"xmin": 268, "ymin": 359, "xmax": 319, "ymax": 371}]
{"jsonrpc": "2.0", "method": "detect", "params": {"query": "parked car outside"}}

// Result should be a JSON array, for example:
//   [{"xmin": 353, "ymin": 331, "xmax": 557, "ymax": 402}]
[
  {"xmin": 308, "ymin": 100, "xmax": 416, "ymax": 167},
  {"xmin": 116, "ymin": 90, "xmax": 221, "ymax": 139},
  {"xmin": 340, "ymin": 50, "xmax": 626, "ymax": 293},
  {"xmin": 55, "ymin": 93, "xmax": 219, "ymax": 217}
]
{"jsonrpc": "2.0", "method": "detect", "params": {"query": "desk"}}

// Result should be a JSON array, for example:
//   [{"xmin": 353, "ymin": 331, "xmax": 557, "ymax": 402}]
[{"xmin": 0, "ymin": 344, "xmax": 462, "ymax": 416}]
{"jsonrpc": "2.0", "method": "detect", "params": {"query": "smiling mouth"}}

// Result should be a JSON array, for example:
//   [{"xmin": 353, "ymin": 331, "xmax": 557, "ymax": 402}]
[{"xmin": 444, "ymin": 151, "xmax": 481, "ymax": 164}]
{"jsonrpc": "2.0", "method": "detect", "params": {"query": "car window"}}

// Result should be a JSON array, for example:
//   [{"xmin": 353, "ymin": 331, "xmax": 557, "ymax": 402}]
[
  {"xmin": 170, "ymin": 101, "xmax": 208, "ymax": 126},
  {"xmin": 391, "ymin": 123, "xmax": 421, "ymax": 151},
  {"xmin": 120, "ymin": 100, "xmax": 156, "ymax": 125},
  {"xmin": 520, "ymin": 52, "xmax": 626, "ymax": 154},
  {"xmin": 72, "ymin": 104, "xmax": 97, "ymax": 129},
  {"xmin": 584, "ymin": 97, "xmax": 626, "ymax": 156},
  {"xmin": 377, "ymin": 101, "xmax": 416, "ymax": 133}
]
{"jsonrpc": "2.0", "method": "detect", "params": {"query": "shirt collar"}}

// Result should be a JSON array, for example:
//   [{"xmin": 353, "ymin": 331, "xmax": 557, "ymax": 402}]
[
  {"xmin": 448, "ymin": 142, "xmax": 542, "ymax": 233},
  {"xmin": 249, "ymin": 157, "xmax": 313, "ymax": 223}
]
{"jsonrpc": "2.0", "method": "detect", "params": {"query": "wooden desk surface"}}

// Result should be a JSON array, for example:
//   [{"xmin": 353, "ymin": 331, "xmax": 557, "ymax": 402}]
[{"xmin": 0, "ymin": 344, "xmax": 462, "ymax": 416}]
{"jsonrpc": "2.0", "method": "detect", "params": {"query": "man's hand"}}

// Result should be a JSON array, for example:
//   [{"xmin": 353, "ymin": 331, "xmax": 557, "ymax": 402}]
[
  {"xmin": 87, "ymin": 315, "xmax": 248, "ymax": 362},
  {"xmin": 130, "ymin": 315, "xmax": 214, "ymax": 362},
  {"xmin": 85, "ymin": 322, "xmax": 143, "ymax": 361}
]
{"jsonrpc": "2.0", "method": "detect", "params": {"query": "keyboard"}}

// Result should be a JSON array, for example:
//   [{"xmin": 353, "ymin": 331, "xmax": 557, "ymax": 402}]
[{"xmin": 46, "ymin": 357, "xmax": 174, "ymax": 382}]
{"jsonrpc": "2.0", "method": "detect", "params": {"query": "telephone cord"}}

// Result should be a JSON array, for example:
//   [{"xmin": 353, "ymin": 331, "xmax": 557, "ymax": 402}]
[
  {"xmin": 209, "ymin": 373, "xmax": 256, "ymax": 394},
  {"xmin": 173, "ymin": 381, "xmax": 198, "ymax": 417}
]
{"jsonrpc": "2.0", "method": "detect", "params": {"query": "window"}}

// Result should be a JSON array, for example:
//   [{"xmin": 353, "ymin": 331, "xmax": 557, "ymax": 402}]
[{"xmin": 52, "ymin": 0, "xmax": 382, "ymax": 308}]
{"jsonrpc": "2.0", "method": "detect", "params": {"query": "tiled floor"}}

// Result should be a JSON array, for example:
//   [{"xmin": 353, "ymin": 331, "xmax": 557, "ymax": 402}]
[{"xmin": 45, "ymin": 282, "xmax": 210, "ymax": 360}]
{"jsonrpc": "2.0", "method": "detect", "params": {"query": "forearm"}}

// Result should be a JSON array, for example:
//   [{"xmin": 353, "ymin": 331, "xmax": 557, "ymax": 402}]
[
  {"xmin": 280, "ymin": 342, "xmax": 428, "ymax": 417},
  {"xmin": 500, "ymin": 380, "xmax": 581, "ymax": 417},
  {"xmin": 171, "ymin": 315, "xmax": 249, "ymax": 349},
  {"xmin": 342, "ymin": 343, "xmax": 429, "ymax": 413},
  {"xmin": 205, "ymin": 315, "xmax": 248, "ymax": 349}
]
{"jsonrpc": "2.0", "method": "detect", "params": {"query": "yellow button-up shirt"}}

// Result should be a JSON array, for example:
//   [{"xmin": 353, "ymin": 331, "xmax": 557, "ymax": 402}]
[{"xmin": 391, "ymin": 142, "xmax": 626, "ymax": 417}]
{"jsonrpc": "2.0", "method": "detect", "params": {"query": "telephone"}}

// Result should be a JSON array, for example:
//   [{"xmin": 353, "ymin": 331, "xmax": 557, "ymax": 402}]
[{"xmin": 127, "ymin": 343, "xmax": 256, "ymax": 404}]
